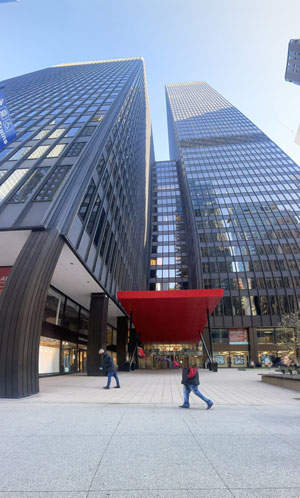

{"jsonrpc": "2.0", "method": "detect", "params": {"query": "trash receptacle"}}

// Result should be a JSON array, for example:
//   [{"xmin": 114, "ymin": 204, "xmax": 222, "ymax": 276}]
[
  {"xmin": 123, "ymin": 361, "xmax": 130, "ymax": 372},
  {"xmin": 212, "ymin": 362, "xmax": 218, "ymax": 372}
]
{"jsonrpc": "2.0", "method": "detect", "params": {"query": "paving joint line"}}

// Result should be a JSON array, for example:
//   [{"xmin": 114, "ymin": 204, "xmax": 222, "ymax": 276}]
[
  {"xmin": 86, "ymin": 408, "xmax": 126, "ymax": 494},
  {"xmin": 182, "ymin": 416, "xmax": 235, "ymax": 498}
]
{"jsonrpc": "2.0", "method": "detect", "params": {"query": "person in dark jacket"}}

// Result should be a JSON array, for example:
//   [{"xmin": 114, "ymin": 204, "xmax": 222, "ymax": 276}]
[
  {"xmin": 179, "ymin": 365, "xmax": 213, "ymax": 409},
  {"xmin": 98, "ymin": 349, "xmax": 120, "ymax": 389}
]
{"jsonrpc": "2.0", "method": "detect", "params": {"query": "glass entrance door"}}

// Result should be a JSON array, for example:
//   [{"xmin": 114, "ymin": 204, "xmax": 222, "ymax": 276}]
[
  {"xmin": 61, "ymin": 342, "xmax": 77, "ymax": 373},
  {"xmin": 78, "ymin": 349, "xmax": 87, "ymax": 373}
]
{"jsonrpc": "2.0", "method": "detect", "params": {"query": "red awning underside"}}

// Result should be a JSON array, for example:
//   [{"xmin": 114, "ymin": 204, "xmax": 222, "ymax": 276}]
[{"xmin": 117, "ymin": 289, "xmax": 223, "ymax": 343}]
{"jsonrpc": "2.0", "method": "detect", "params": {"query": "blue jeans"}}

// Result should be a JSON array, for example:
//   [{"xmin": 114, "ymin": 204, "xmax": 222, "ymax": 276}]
[
  {"xmin": 106, "ymin": 372, "xmax": 120, "ymax": 387},
  {"xmin": 183, "ymin": 384, "xmax": 211, "ymax": 405}
]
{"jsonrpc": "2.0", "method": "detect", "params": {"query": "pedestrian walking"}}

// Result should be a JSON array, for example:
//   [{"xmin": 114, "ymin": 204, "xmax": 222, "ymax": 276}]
[
  {"xmin": 98, "ymin": 349, "xmax": 120, "ymax": 389},
  {"xmin": 179, "ymin": 363, "xmax": 213, "ymax": 410}
]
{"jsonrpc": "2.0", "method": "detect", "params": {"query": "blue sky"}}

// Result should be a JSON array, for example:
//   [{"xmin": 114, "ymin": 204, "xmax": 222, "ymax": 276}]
[{"xmin": 1, "ymin": 0, "xmax": 300, "ymax": 163}]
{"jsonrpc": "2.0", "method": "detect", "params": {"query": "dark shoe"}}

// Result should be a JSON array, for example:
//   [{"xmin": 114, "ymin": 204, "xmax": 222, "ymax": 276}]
[
  {"xmin": 179, "ymin": 403, "xmax": 190, "ymax": 409},
  {"xmin": 102, "ymin": 386, "xmax": 110, "ymax": 389},
  {"xmin": 207, "ymin": 401, "xmax": 213, "ymax": 410},
  {"xmin": 114, "ymin": 385, "xmax": 120, "ymax": 388}
]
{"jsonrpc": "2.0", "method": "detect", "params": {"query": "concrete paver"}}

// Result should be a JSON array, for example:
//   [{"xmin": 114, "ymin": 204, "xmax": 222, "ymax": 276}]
[
  {"xmin": 0, "ymin": 494, "xmax": 87, "ymax": 498},
  {"xmin": 0, "ymin": 368, "xmax": 296, "ymax": 406},
  {"xmin": 0, "ymin": 369, "xmax": 300, "ymax": 497}
]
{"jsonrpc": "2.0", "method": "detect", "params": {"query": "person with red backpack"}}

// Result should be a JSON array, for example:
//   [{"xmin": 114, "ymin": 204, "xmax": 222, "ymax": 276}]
[{"xmin": 179, "ymin": 364, "xmax": 213, "ymax": 410}]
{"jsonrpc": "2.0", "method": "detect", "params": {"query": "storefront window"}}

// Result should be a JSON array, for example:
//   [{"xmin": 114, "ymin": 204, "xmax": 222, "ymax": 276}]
[
  {"xmin": 214, "ymin": 354, "xmax": 226, "ymax": 365},
  {"xmin": 259, "ymin": 353, "xmax": 273, "ymax": 367},
  {"xmin": 77, "ymin": 346, "xmax": 87, "ymax": 373},
  {"xmin": 107, "ymin": 325, "xmax": 117, "ymax": 346},
  {"xmin": 63, "ymin": 299, "xmax": 80, "ymax": 332},
  {"xmin": 257, "ymin": 328, "xmax": 275, "ymax": 344},
  {"xmin": 275, "ymin": 328, "xmax": 294, "ymax": 343},
  {"xmin": 79, "ymin": 308, "xmax": 89, "ymax": 335},
  {"xmin": 111, "ymin": 351, "xmax": 117, "ymax": 366},
  {"xmin": 233, "ymin": 354, "xmax": 246, "ymax": 366},
  {"xmin": 107, "ymin": 325, "xmax": 113, "ymax": 346},
  {"xmin": 44, "ymin": 287, "xmax": 64, "ymax": 326},
  {"xmin": 39, "ymin": 336, "xmax": 60, "ymax": 374},
  {"xmin": 214, "ymin": 351, "xmax": 248, "ymax": 367},
  {"xmin": 212, "ymin": 329, "xmax": 228, "ymax": 344}
]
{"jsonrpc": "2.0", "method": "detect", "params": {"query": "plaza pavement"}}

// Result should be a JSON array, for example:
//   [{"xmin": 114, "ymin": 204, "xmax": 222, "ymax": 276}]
[{"xmin": 0, "ymin": 369, "xmax": 300, "ymax": 497}]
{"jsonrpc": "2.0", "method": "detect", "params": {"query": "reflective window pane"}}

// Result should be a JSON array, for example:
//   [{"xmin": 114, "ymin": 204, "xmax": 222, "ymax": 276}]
[
  {"xmin": 46, "ymin": 144, "xmax": 66, "ymax": 158},
  {"xmin": 9, "ymin": 147, "xmax": 31, "ymax": 161},
  {"xmin": 10, "ymin": 167, "xmax": 48, "ymax": 203},
  {"xmin": 0, "ymin": 169, "xmax": 28, "ymax": 200},
  {"xmin": 27, "ymin": 145, "xmax": 50, "ymax": 159}
]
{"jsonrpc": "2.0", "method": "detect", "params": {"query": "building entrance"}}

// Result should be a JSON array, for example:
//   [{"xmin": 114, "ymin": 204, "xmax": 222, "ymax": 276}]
[
  {"xmin": 139, "ymin": 343, "xmax": 203, "ymax": 369},
  {"xmin": 77, "ymin": 348, "xmax": 87, "ymax": 373},
  {"xmin": 61, "ymin": 342, "xmax": 77, "ymax": 373}
]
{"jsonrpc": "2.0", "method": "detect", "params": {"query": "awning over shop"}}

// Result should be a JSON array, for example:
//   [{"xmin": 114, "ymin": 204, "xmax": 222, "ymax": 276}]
[{"xmin": 117, "ymin": 289, "xmax": 223, "ymax": 343}]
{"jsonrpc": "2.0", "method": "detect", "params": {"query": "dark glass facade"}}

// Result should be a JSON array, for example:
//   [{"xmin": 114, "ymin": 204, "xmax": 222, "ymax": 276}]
[
  {"xmin": 150, "ymin": 160, "xmax": 189, "ymax": 291},
  {"xmin": 2, "ymin": 60, "xmax": 300, "ymax": 389},
  {"xmin": 0, "ymin": 59, "xmax": 152, "ymax": 394},
  {"xmin": 163, "ymin": 81, "xmax": 300, "ymax": 364},
  {"xmin": 0, "ymin": 59, "xmax": 152, "ymax": 296}
]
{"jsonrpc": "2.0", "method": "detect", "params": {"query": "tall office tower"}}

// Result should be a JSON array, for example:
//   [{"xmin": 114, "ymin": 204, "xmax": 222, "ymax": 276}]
[
  {"xmin": 0, "ymin": 59, "xmax": 152, "ymax": 397},
  {"xmin": 166, "ymin": 81, "xmax": 300, "ymax": 366},
  {"xmin": 285, "ymin": 39, "xmax": 300, "ymax": 85},
  {"xmin": 149, "ymin": 160, "xmax": 189, "ymax": 292}
]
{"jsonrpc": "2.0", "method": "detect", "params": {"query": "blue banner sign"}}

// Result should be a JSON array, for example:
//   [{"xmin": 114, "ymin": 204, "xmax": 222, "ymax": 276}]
[{"xmin": 0, "ymin": 89, "xmax": 16, "ymax": 150}]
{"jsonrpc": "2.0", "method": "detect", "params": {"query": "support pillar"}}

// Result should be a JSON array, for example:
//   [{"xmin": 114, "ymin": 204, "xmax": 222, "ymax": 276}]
[
  {"xmin": 0, "ymin": 229, "xmax": 64, "ymax": 398},
  {"xmin": 117, "ymin": 316, "xmax": 128, "ymax": 371},
  {"xmin": 248, "ymin": 327, "xmax": 258, "ymax": 365},
  {"xmin": 87, "ymin": 293, "xmax": 108, "ymax": 376}
]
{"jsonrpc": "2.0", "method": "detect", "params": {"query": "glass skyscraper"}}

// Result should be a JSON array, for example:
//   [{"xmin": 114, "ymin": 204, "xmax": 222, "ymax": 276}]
[
  {"xmin": 163, "ymin": 81, "xmax": 300, "ymax": 366},
  {"xmin": 0, "ymin": 58, "xmax": 151, "ymax": 295},
  {"xmin": 0, "ymin": 58, "xmax": 152, "ymax": 397},
  {"xmin": 285, "ymin": 39, "xmax": 300, "ymax": 85},
  {"xmin": 2, "ymin": 59, "xmax": 300, "ymax": 397},
  {"xmin": 149, "ymin": 160, "xmax": 189, "ymax": 292}
]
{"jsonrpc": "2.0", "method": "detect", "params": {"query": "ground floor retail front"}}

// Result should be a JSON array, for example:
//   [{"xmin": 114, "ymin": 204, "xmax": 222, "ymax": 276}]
[
  {"xmin": 40, "ymin": 319, "xmax": 297, "ymax": 375},
  {"xmin": 1, "ymin": 235, "xmax": 298, "ymax": 398},
  {"xmin": 39, "ymin": 336, "xmax": 88, "ymax": 376},
  {"xmin": 38, "ymin": 285, "xmax": 120, "ymax": 376},
  {"xmin": 138, "ymin": 325, "xmax": 297, "ymax": 369}
]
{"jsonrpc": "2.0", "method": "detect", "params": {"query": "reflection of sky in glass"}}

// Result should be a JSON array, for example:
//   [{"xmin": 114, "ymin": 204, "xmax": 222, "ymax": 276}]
[
  {"xmin": 0, "ymin": 148, "xmax": 12, "ymax": 159},
  {"xmin": 9, "ymin": 146, "xmax": 31, "ymax": 161}
]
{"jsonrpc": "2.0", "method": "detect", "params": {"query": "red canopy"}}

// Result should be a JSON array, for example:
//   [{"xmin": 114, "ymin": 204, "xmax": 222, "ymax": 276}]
[{"xmin": 117, "ymin": 289, "xmax": 223, "ymax": 343}]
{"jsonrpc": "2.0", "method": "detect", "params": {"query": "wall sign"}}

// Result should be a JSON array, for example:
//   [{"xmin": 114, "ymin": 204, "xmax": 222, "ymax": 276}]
[
  {"xmin": 229, "ymin": 328, "xmax": 248, "ymax": 345},
  {"xmin": 0, "ymin": 89, "xmax": 16, "ymax": 150},
  {"xmin": 0, "ymin": 267, "xmax": 11, "ymax": 295}
]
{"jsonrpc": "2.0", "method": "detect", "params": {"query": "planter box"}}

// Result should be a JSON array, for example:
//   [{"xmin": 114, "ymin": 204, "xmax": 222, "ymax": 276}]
[{"xmin": 261, "ymin": 373, "xmax": 300, "ymax": 391}]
